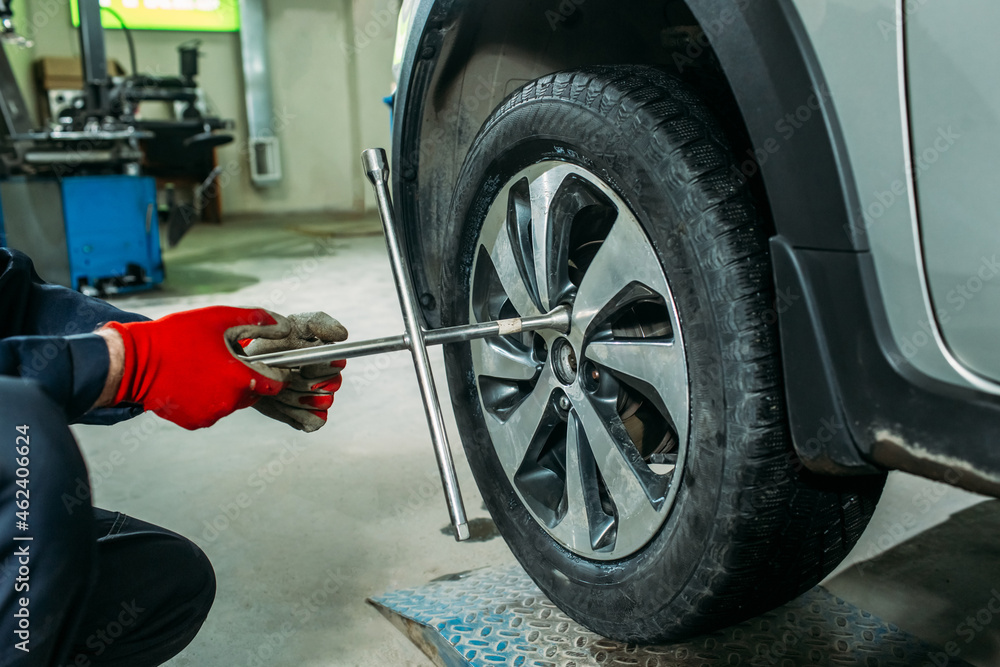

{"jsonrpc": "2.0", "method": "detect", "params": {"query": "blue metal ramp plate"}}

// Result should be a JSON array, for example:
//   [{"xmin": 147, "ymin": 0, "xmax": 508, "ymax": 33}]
[{"xmin": 369, "ymin": 564, "xmax": 969, "ymax": 667}]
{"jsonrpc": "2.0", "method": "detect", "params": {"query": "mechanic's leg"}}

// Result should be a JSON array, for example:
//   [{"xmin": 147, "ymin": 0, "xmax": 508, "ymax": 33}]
[
  {"xmin": 61, "ymin": 510, "xmax": 216, "ymax": 667},
  {"xmin": 0, "ymin": 377, "xmax": 96, "ymax": 666}
]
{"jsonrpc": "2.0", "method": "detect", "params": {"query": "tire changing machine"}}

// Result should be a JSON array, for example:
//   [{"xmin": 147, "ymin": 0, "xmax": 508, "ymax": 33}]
[
  {"xmin": 0, "ymin": 0, "xmax": 158, "ymax": 295},
  {"xmin": 0, "ymin": 0, "xmax": 231, "ymax": 295}
]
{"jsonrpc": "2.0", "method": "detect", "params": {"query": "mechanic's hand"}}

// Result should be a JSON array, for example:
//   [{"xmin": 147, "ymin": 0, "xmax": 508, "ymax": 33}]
[
  {"xmin": 103, "ymin": 307, "xmax": 293, "ymax": 430},
  {"xmin": 242, "ymin": 312, "xmax": 348, "ymax": 432}
]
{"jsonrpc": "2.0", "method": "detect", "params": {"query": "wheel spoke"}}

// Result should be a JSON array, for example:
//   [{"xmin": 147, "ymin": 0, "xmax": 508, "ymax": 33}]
[
  {"xmin": 557, "ymin": 412, "xmax": 595, "ymax": 552},
  {"xmin": 528, "ymin": 167, "xmax": 571, "ymax": 311},
  {"xmin": 571, "ymin": 391, "xmax": 660, "ymax": 524},
  {"xmin": 564, "ymin": 412, "xmax": 618, "ymax": 551},
  {"xmin": 585, "ymin": 339, "xmax": 688, "ymax": 446},
  {"xmin": 471, "ymin": 338, "xmax": 539, "ymax": 382},
  {"xmin": 489, "ymin": 370, "xmax": 559, "ymax": 474},
  {"xmin": 488, "ymin": 223, "xmax": 543, "ymax": 319},
  {"xmin": 571, "ymin": 210, "xmax": 671, "ymax": 338}
]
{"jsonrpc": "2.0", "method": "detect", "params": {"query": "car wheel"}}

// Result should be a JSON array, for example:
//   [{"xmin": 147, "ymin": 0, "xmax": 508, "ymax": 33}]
[{"xmin": 441, "ymin": 65, "xmax": 885, "ymax": 642}]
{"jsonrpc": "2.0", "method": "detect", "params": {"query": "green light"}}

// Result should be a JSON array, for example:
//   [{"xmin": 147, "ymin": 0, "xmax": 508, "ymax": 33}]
[{"xmin": 71, "ymin": 0, "xmax": 240, "ymax": 33}]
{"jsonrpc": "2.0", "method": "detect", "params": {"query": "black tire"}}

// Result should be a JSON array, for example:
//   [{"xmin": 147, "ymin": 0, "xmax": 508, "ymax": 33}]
[{"xmin": 441, "ymin": 66, "xmax": 885, "ymax": 642}]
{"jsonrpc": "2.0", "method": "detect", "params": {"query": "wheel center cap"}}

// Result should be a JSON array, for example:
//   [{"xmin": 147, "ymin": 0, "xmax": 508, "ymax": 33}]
[{"xmin": 551, "ymin": 337, "xmax": 578, "ymax": 385}]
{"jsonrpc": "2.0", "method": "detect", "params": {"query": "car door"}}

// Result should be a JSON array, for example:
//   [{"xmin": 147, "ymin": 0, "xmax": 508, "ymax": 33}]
[{"xmin": 906, "ymin": 3, "xmax": 1000, "ymax": 382}]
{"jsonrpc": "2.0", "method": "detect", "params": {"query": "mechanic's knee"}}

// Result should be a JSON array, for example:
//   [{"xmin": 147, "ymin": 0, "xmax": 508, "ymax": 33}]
[
  {"xmin": 171, "ymin": 537, "xmax": 217, "ymax": 624},
  {"xmin": 134, "ymin": 534, "xmax": 216, "ymax": 664},
  {"xmin": 140, "ymin": 532, "xmax": 216, "ymax": 645},
  {"xmin": 68, "ymin": 530, "xmax": 216, "ymax": 667}
]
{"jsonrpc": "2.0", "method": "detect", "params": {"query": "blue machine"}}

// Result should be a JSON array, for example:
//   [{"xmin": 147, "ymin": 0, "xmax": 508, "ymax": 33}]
[
  {"xmin": 0, "ymin": 175, "xmax": 164, "ymax": 294},
  {"xmin": 62, "ymin": 175, "xmax": 163, "ymax": 294}
]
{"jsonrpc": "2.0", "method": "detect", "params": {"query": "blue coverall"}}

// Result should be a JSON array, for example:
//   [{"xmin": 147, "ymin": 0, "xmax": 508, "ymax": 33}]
[{"xmin": 0, "ymin": 249, "xmax": 216, "ymax": 666}]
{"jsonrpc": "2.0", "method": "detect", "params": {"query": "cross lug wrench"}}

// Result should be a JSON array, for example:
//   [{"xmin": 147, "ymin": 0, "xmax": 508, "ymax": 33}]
[
  {"xmin": 248, "ymin": 148, "xmax": 571, "ymax": 542},
  {"xmin": 365, "ymin": 147, "xmax": 470, "ymax": 542}
]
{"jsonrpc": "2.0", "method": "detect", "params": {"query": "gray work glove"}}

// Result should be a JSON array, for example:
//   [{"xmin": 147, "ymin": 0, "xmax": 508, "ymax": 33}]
[{"xmin": 242, "ymin": 312, "xmax": 348, "ymax": 432}]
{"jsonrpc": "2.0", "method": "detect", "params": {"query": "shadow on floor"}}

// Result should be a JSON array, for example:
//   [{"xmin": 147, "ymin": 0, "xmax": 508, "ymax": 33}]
[
  {"xmin": 824, "ymin": 500, "xmax": 1000, "ymax": 667},
  {"xmin": 439, "ymin": 517, "xmax": 500, "ymax": 543}
]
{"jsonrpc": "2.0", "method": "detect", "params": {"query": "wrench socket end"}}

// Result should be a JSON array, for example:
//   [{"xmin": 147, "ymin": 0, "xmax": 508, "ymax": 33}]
[
  {"xmin": 454, "ymin": 522, "xmax": 471, "ymax": 542},
  {"xmin": 362, "ymin": 148, "xmax": 389, "ymax": 186}
]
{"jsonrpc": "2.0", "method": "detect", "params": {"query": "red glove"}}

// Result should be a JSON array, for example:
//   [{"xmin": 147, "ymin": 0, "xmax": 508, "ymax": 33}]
[{"xmin": 104, "ymin": 306, "xmax": 292, "ymax": 430}]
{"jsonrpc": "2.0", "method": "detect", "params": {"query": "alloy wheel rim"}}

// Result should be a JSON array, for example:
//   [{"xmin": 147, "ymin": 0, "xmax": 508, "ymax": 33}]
[{"xmin": 469, "ymin": 160, "xmax": 690, "ymax": 560}]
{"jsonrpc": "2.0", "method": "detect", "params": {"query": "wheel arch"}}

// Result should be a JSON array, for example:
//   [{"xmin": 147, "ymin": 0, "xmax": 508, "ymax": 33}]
[{"xmin": 391, "ymin": 0, "xmax": 864, "ymax": 327}]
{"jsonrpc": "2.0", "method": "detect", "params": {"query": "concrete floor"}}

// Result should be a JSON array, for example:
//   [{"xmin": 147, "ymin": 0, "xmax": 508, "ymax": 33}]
[{"xmin": 73, "ymin": 215, "xmax": 998, "ymax": 666}]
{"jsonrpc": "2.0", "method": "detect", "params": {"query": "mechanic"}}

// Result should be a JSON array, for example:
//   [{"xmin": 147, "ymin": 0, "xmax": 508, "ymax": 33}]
[{"xmin": 0, "ymin": 248, "xmax": 348, "ymax": 666}]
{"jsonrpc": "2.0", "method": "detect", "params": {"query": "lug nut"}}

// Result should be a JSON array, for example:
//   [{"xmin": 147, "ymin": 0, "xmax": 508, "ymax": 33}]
[
  {"xmin": 581, "ymin": 361, "xmax": 602, "ymax": 393},
  {"xmin": 558, "ymin": 396, "xmax": 571, "ymax": 411}
]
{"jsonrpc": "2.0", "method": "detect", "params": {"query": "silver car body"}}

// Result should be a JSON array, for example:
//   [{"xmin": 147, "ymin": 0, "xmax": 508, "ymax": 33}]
[
  {"xmin": 790, "ymin": 0, "xmax": 999, "ymax": 390},
  {"xmin": 390, "ymin": 0, "xmax": 1000, "ymax": 493}
]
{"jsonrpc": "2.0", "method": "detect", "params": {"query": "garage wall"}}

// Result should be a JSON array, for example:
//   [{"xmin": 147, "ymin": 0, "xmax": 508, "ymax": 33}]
[
  {"xmin": 3, "ymin": 7, "xmax": 40, "ymax": 124},
  {"xmin": 13, "ymin": 0, "xmax": 398, "ymax": 216},
  {"xmin": 349, "ymin": 0, "xmax": 400, "ymax": 211}
]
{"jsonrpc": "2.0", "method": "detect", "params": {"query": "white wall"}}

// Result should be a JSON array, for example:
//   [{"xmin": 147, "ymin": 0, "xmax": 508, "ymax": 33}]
[
  {"xmin": 13, "ymin": 0, "xmax": 398, "ymax": 216},
  {"xmin": 349, "ymin": 0, "xmax": 400, "ymax": 211}
]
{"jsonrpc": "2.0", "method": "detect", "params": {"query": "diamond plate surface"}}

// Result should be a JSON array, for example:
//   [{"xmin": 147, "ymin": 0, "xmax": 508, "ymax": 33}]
[{"xmin": 369, "ymin": 565, "xmax": 969, "ymax": 667}]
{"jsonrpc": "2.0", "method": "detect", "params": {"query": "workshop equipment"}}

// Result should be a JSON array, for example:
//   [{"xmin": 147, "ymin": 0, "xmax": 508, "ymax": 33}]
[
  {"xmin": 0, "ymin": 175, "xmax": 162, "ymax": 293},
  {"xmin": 0, "ymin": 0, "xmax": 233, "ymax": 291},
  {"xmin": 249, "ymin": 148, "xmax": 571, "ymax": 542}
]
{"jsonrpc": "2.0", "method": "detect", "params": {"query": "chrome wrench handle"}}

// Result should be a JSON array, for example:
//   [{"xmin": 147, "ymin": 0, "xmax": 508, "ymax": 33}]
[
  {"xmin": 362, "ymin": 148, "xmax": 470, "ymax": 541},
  {"xmin": 247, "ymin": 307, "xmax": 571, "ymax": 368}
]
